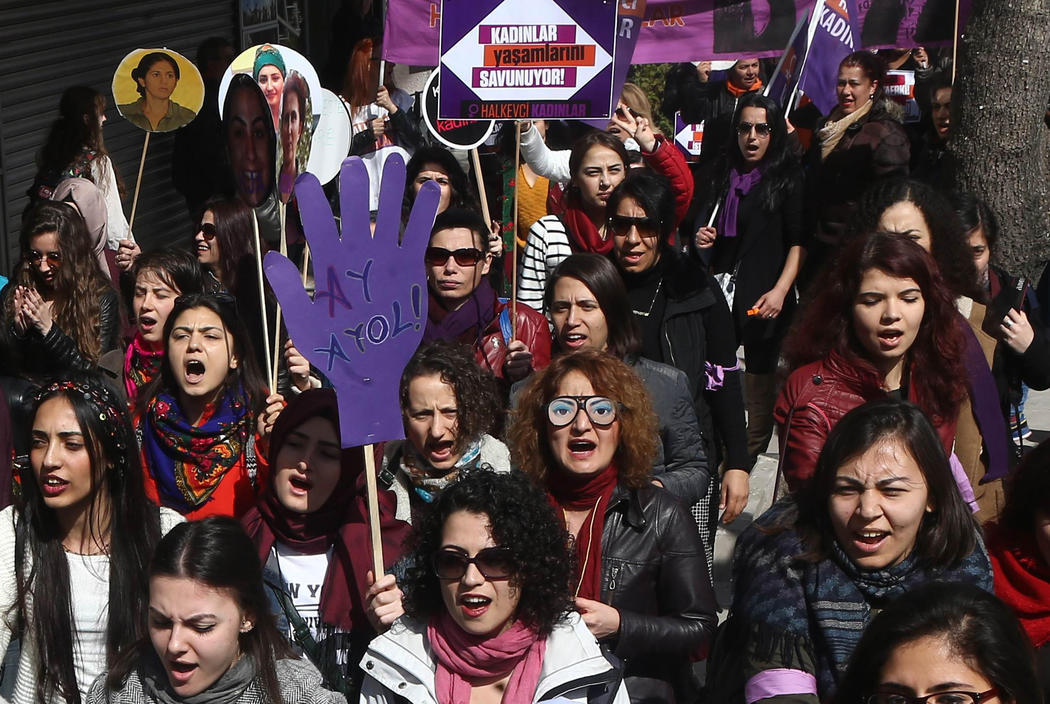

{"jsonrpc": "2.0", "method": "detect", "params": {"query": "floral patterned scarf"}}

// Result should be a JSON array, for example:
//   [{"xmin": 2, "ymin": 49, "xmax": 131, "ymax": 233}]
[
  {"xmin": 142, "ymin": 386, "xmax": 252, "ymax": 513},
  {"xmin": 124, "ymin": 334, "xmax": 164, "ymax": 401}
]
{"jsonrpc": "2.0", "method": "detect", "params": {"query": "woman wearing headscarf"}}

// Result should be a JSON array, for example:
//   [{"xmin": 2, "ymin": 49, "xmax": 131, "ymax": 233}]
[{"xmin": 242, "ymin": 388, "xmax": 375, "ymax": 697}]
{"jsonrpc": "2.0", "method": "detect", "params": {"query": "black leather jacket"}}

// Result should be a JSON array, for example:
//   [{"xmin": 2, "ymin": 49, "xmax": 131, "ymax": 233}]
[
  {"xmin": 601, "ymin": 484, "xmax": 718, "ymax": 703},
  {"xmin": 1, "ymin": 286, "xmax": 120, "ymax": 378}
]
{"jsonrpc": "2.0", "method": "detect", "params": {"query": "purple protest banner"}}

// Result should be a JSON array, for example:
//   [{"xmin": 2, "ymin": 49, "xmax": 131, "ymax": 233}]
[
  {"xmin": 264, "ymin": 156, "xmax": 440, "ymax": 449},
  {"xmin": 383, "ymin": 0, "xmax": 965, "ymax": 67},
  {"xmin": 798, "ymin": 0, "xmax": 859, "ymax": 114},
  {"xmin": 438, "ymin": 0, "xmax": 618, "ymax": 120}
]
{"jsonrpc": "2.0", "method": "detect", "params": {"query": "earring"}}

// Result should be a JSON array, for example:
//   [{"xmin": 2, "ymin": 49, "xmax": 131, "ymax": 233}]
[
  {"xmin": 869, "ymin": 93, "xmax": 875, "ymax": 100},
  {"xmin": 240, "ymin": 620, "xmax": 253, "ymax": 633}
]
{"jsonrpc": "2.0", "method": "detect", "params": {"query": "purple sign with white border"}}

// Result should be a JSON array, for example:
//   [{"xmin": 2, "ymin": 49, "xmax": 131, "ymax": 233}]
[{"xmin": 439, "ymin": 0, "xmax": 618, "ymax": 121}]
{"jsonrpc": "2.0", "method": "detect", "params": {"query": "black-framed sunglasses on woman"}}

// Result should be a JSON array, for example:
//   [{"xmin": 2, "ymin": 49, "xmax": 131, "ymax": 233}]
[
  {"xmin": 424, "ymin": 246, "xmax": 485, "ymax": 267},
  {"xmin": 432, "ymin": 546, "xmax": 515, "ymax": 580}
]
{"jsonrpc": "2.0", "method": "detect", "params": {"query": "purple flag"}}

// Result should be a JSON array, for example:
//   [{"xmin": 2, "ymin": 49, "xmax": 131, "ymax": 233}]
[
  {"xmin": 764, "ymin": 13, "xmax": 810, "ymax": 109},
  {"xmin": 797, "ymin": 0, "xmax": 859, "ymax": 115}
]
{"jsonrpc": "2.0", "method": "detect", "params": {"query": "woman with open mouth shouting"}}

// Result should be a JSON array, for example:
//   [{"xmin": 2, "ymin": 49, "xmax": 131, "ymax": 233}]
[
  {"xmin": 359, "ymin": 469, "xmax": 629, "ymax": 704},
  {"xmin": 692, "ymin": 92, "xmax": 805, "ymax": 472},
  {"xmin": 1, "ymin": 201, "xmax": 120, "ymax": 380},
  {"xmin": 241, "ymin": 388, "xmax": 379, "ymax": 698},
  {"xmin": 709, "ymin": 399, "xmax": 991, "ymax": 704},
  {"xmin": 88, "ymin": 517, "xmax": 345, "ymax": 704},
  {"xmin": 134, "ymin": 293, "xmax": 284, "ymax": 520},
  {"xmin": 775, "ymin": 231, "xmax": 972, "ymax": 497},
  {"xmin": 0, "ymin": 373, "xmax": 183, "ymax": 704},
  {"xmin": 99, "ymin": 248, "xmax": 204, "ymax": 403},
  {"xmin": 509, "ymin": 350, "xmax": 717, "ymax": 703}
]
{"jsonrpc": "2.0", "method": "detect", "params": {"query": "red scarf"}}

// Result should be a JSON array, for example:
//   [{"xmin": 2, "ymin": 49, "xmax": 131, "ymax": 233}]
[
  {"xmin": 726, "ymin": 78, "xmax": 763, "ymax": 98},
  {"xmin": 427, "ymin": 611, "xmax": 546, "ymax": 704},
  {"xmin": 562, "ymin": 198, "xmax": 613, "ymax": 256},
  {"xmin": 987, "ymin": 521, "xmax": 1050, "ymax": 647},
  {"xmin": 546, "ymin": 464, "xmax": 618, "ymax": 600}
]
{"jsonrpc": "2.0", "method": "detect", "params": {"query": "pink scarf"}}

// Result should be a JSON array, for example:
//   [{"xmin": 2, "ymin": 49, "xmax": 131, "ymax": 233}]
[{"xmin": 427, "ymin": 611, "xmax": 546, "ymax": 704}]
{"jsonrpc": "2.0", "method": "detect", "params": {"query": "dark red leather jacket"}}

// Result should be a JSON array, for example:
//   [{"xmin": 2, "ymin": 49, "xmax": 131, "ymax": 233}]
[
  {"xmin": 774, "ymin": 352, "xmax": 956, "ymax": 492},
  {"xmin": 474, "ymin": 298, "xmax": 552, "ymax": 380}
]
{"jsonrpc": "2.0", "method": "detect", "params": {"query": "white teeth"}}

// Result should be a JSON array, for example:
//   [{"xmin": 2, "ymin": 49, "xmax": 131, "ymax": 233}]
[
  {"xmin": 46, "ymin": 478, "xmax": 64, "ymax": 485},
  {"xmin": 860, "ymin": 532, "xmax": 884, "ymax": 538},
  {"xmin": 463, "ymin": 597, "xmax": 489, "ymax": 605}
]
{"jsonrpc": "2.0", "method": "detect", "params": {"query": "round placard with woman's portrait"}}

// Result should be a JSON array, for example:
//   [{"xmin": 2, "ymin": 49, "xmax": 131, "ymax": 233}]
[{"xmin": 113, "ymin": 48, "xmax": 204, "ymax": 133}]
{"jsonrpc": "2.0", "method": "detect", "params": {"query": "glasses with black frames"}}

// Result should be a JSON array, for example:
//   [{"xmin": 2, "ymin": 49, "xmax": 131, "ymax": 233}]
[
  {"xmin": 735, "ymin": 121, "xmax": 771, "ymax": 136},
  {"xmin": 432, "ymin": 546, "xmax": 515, "ymax": 581},
  {"xmin": 424, "ymin": 246, "xmax": 485, "ymax": 267},
  {"xmin": 546, "ymin": 395, "xmax": 620, "ymax": 428},
  {"xmin": 863, "ymin": 687, "xmax": 999, "ymax": 704}
]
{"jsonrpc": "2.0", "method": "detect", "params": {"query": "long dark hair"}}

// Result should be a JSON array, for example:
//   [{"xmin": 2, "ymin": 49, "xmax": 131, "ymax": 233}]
[
  {"xmin": 782, "ymin": 231, "xmax": 967, "ymax": 425},
  {"xmin": 200, "ymin": 196, "xmax": 255, "ymax": 295},
  {"xmin": 606, "ymin": 169, "xmax": 676, "ymax": 243},
  {"xmin": 10, "ymin": 201, "xmax": 112, "ymax": 362},
  {"xmin": 718, "ymin": 92, "xmax": 801, "ymax": 213},
  {"xmin": 17, "ymin": 372, "xmax": 162, "ymax": 703},
  {"xmin": 790, "ymin": 399, "xmax": 978, "ymax": 567},
  {"xmin": 834, "ymin": 582, "xmax": 1041, "ymax": 704},
  {"xmin": 543, "ymin": 253, "xmax": 642, "ymax": 360},
  {"xmin": 845, "ymin": 179, "xmax": 982, "ymax": 300},
  {"xmin": 135, "ymin": 293, "xmax": 268, "ymax": 419},
  {"xmin": 106, "ymin": 518, "xmax": 295, "ymax": 702},
  {"xmin": 38, "ymin": 86, "xmax": 113, "ymax": 181}
]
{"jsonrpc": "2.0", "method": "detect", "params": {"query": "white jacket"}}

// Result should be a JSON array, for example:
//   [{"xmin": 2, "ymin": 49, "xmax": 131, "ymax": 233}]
[{"xmin": 358, "ymin": 613, "xmax": 629, "ymax": 704}]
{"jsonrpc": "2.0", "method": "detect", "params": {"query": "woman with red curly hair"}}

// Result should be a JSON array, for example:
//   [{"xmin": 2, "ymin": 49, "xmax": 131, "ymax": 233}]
[
  {"xmin": 774, "ymin": 231, "xmax": 974, "ymax": 500},
  {"xmin": 509, "ymin": 350, "xmax": 717, "ymax": 703}
]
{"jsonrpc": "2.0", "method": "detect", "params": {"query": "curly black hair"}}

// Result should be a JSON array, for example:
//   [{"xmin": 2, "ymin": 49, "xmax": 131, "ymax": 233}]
[
  {"xmin": 844, "ymin": 179, "xmax": 983, "ymax": 300},
  {"xmin": 400, "ymin": 469, "xmax": 573, "ymax": 637},
  {"xmin": 399, "ymin": 340, "xmax": 501, "ymax": 456}
]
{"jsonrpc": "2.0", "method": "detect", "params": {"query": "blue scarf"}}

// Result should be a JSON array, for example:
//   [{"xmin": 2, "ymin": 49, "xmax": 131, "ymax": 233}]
[
  {"xmin": 731, "ymin": 503, "xmax": 992, "ymax": 697},
  {"xmin": 142, "ymin": 385, "xmax": 252, "ymax": 513},
  {"xmin": 717, "ymin": 166, "xmax": 765, "ymax": 238}
]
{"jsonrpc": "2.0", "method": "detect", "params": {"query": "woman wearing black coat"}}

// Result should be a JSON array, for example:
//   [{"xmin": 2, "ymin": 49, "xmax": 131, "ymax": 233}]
[{"xmin": 694, "ymin": 92, "xmax": 804, "ymax": 467}]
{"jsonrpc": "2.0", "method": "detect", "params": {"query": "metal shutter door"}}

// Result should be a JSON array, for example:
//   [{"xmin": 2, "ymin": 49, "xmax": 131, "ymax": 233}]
[{"xmin": 0, "ymin": 0, "xmax": 236, "ymax": 272}]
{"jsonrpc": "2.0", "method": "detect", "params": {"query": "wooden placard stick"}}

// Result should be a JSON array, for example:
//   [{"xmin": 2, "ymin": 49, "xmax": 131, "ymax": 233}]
[
  {"xmin": 511, "ymin": 122, "xmax": 521, "ymax": 339},
  {"xmin": 128, "ymin": 132, "xmax": 150, "ymax": 231},
  {"xmin": 363, "ymin": 446, "xmax": 383, "ymax": 577},
  {"xmin": 251, "ymin": 210, "xmax": 274, "ymax": 379}
]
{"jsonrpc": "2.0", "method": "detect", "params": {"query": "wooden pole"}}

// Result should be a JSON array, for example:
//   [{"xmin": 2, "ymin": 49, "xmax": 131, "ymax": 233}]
[
  {"xmin": 511, "ymin": 123, "xmax": 521, "ymax": 339},
  {"xmin": 128, "ymin": 132, "xmax": 150, "ymax": 231},
  {"xmin": 950, "ymin": 0, "xmax": 962, "ymax": 83},
  {"xmin": 707, "ymin": 202, "xmax": 721, "ymax": 228},
  {"xmin": 470, "ymin": 148, "xmax": 492, "ymax": 225},
  {"xmin": 251, "ymin": 211, "xmax": 274, "ymax": 381},
  {"xmin": 364, "ymin": 444, "xmax": 384, "ymax": 577},
  {"xmin": 271, "ymin": 202, "xmax": 287, "ymax": 391},
  {"xmin": 300, "ymin": 244, "xmax": 311, "ymax": 287}
]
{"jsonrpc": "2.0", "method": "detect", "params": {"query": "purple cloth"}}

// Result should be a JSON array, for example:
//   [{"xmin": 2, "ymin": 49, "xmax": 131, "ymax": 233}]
[
  {"xmin": 957, "ymin": 316, "xmax": 1010, "ymax": 482},
  {"xmin": 705, "ymin": 360, "xmax": 741, "ymax": 391},
  {"xmin": 717, "ymin": 166, "xmax": 765, "ymax": 238},
  {"xmin": 798, "ymin": 0, "xmax": 861, "ymax": 114},
  {"xmin": 423, "ymin": 277, "xmax": 497, "ymax": 345},
  {"xmin": 745, "ymin": 669, "xmax": 817, "ymax": 702},
  {"xmin": 949, "ymin": 452, "xmax": 979, "ymax": 513}
]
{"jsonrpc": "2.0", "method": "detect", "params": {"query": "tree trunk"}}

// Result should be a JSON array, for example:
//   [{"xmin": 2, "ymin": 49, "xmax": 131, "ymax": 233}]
[{"xmin": 951, "ymin": 0, "xmax": 1050, "ymax": 279}]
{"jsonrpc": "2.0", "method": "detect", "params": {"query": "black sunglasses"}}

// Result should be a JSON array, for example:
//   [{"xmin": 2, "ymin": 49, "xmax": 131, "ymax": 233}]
[
  {"xmin": 432, "ymin": 546, "xmax": 515, "ymax": 581},
  {"xmin": 197, "ymin": 222, "xmax": 218, "ymax": 241},
  {"xmin": 736, "ymin": 121, "xmax": 771, "ymax": 136},
  {"xmin": 425, "ymin": 246, "xmax": 485, "ymax": 267},
  {"xmin": 607, "ymin": 215, "xmax": 660, "ymax": 238}
]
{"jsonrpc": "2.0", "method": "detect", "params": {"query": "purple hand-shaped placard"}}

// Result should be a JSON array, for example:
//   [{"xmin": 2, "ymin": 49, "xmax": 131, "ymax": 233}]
[{"xmin": 265, "ymin": 155, "xmax": 441, "ymax": 448}]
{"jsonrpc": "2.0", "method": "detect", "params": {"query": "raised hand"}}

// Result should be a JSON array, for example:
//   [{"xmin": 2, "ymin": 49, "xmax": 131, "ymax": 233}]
[{"xmin": 265, "ymin": 155, "xmax": 440, "ymax": 448}]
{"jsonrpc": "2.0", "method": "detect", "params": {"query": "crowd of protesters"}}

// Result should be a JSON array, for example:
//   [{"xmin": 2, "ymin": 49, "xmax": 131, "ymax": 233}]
[{"xmin": 0, "ymin": 31, "xmax": 1048, "ymax": 704}]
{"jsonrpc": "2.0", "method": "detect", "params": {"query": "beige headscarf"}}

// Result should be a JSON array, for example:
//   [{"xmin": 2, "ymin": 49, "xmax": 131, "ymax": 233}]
[{"xmin": 52, "ymin": 177, "xmax": 111, "ymax": 281}]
